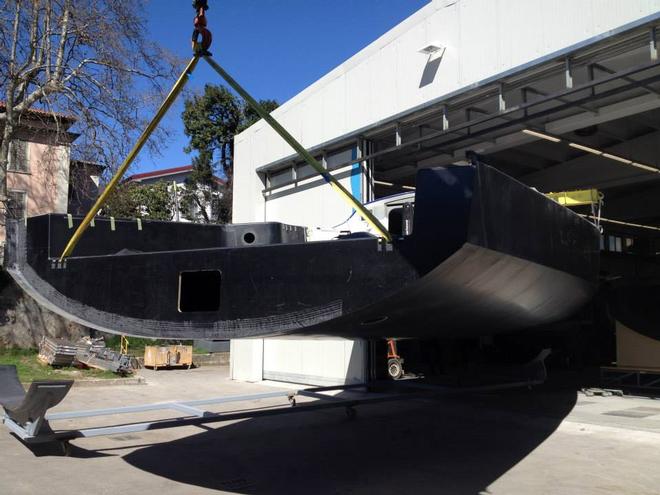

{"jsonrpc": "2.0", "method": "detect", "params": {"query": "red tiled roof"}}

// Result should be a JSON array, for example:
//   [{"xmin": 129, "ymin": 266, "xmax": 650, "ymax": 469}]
[
  {"xmin": 126, "ymin": 165, "xmax": 226, "ymax": 184},
  {"xmin": 126, "ymin": 165, "xmax": 194, "ymax": 181},
  {"xmin": 0, "ymin": 101, "xmax": 77, "ymax": 122}
]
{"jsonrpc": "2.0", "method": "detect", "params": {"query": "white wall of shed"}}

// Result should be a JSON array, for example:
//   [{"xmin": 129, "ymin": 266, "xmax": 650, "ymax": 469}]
[
  {"xmin": 264, "ymin": 167, "xmax": 361, "ymax": 230},
  {"xmin": 230, "ymin": 338, "xmax": 367, "ymax": 386},
  {"xmin": 233, "ymin": 0, "xmax": 660, "ymax": 225},
  {"xmin": 230, "ymin": 339, "xmax": 264, "ymax": 382},
  {"xmin": 262, "ymin": 338, "xmax": 367, "ymax": 386}
]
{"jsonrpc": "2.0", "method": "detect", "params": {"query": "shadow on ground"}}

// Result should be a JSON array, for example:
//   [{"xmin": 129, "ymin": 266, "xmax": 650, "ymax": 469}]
[
  {"xmin": 18, "ymin": 435, "xmax": 113, "ymax": 458},
  {"xmin": 122, "ymin": 386, "xmax": 576, "ymax": 494}
]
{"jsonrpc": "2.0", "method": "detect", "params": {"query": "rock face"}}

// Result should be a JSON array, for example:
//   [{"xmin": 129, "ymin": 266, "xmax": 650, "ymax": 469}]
[{"xmin": 0, "ymin": 270, "xmax": 87, "ymax": 349}]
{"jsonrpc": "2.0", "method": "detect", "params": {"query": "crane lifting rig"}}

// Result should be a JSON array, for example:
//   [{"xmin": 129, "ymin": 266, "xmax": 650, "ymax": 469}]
[{"xmin": 59, "ymin": 0, "xmax": 391, "ymax": 262}]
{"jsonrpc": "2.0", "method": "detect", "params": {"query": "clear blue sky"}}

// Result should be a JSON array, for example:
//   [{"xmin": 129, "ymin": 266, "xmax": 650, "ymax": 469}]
[{"xmin": 139, "ymin": 0, "xmax": 429, "ymax": 173}]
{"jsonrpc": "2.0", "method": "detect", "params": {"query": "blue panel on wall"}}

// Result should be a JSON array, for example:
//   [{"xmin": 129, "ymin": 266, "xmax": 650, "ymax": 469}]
[{"xmin": 350, "ymin": 147, "xmax": 362, "ymax": 203}]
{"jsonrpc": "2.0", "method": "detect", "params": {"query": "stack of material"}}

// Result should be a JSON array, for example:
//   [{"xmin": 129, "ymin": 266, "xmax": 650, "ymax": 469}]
[
  {"xmin": 75, "ymin": 336, "xmax": 134, "ymax": 375},
  {"xmin": 75, "ymin": 336, "xmax": 106, "ymax": 357},
  {"xmin": 78, "ymin": 348, "xmax": 134, "ymax": 374},
  {"xmin": 38, "ymin": 337, "xmax": 78, "ymax": 366}
]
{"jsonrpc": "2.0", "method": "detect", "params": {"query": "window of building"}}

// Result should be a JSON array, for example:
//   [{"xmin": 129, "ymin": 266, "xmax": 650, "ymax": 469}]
[
  {"xmin": 608, "ymin": 235, "xmax": 617, "ymax": 252},
  {"xmin": 8, "ymin": 140, "xmax": 29, "ymax": 172},
  {"xmin": 268, "ymin": 167, "xmax": 294, "ymax": 188},
  {"xmin": 262, "ymin": 146, "xmax": 357, "ymax": 192},
  {"xmin": 624, "ymin": 237, "xmax": 634, "ymax": 251},
  {"xmin": 326, "ymin": 147, "xmax": 354, "ymax": 170},
  {"xmin": 296, "ymin": 156, "xmax": 324, "ymax": 180},
  {"xmin": 296, "ymin": 162, "xmax": 316, "ymax": 180},
  {"xmin": 6, "ymin": 190, "xmax": 27, "ymax": 220},
  {"xmin": 602, "ymin": 234, "xmax": 628, "ymax": 253}
]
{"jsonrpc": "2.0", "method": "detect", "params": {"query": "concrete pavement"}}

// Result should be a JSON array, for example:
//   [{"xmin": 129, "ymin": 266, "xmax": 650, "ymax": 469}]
[{"xmin": 1, "ymin": 366, "xmax": 660, "ymax": 495}]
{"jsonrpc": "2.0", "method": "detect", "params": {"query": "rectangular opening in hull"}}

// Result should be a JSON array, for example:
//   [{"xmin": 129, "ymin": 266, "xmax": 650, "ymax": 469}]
[{"xmin": 178, "ymin": 270, "xmax": 222, "ymax": 312}]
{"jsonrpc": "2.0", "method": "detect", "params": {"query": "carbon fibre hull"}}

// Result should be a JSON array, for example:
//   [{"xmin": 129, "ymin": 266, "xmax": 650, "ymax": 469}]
[{"xmin": 4, "ymin": 163, "xmax": 600, "ymax": 339}]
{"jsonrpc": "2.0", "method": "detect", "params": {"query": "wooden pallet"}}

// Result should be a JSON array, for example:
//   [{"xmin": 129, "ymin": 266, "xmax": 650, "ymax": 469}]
[{"xmin": 143, "ymin": 345, "xmax": 193, "ymax": 370}]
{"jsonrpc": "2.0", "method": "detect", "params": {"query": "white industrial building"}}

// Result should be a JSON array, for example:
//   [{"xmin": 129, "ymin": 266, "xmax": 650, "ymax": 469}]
[{"xmin": 231, "ymin": 0, "xmax": 660, "ymax": 385}]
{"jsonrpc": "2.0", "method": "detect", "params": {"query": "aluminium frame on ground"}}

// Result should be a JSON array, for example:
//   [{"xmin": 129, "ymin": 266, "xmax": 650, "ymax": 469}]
[
  {"xmin": 2, "ymin": 377, "xmax": 548, "ymax": 455},
  {"xmin": 1, "ymin": 382, "xmax": 428, "ymax": 455},
  {"xmin": 1, "ymin": 348, "xmax": 550, "ymax": 455}
]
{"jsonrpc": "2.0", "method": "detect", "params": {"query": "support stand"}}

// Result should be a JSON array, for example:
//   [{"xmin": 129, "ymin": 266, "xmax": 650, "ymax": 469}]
[{"xmin": 386, "ymin": 339, "xmax": 405, "ymax": 380}]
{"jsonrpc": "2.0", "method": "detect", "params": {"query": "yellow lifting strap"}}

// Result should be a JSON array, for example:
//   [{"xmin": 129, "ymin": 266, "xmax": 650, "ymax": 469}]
[
  {"xmin": 546, "ymin": 189, "xmax": 601, "ymax": 207},
  {"xmin": 59, "ymin": 55, "xmax": 392, "ymax": 260},
  {"xmin": 59, "ymin": 56, "xmax": 201, "ymax": 260},
  {"xmin": 203, "ymin": 56, "xmax": 391, "ymax": 241}
]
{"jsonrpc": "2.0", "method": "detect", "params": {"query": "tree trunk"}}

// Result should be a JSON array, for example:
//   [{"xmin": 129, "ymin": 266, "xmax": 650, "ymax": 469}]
[{"xmin": 0, "ymin": 121, "xmax": 13, "ymax": 203}]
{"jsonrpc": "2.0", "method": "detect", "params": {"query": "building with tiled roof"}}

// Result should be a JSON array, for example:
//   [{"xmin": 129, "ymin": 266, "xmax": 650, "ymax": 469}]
[
  {"xmin": 0, "ymin": 103, "xmax": 101, "ymax": 249},
  {"xmin": 125, "ymin": 164, "xmax": 226, "ymax": 223}
]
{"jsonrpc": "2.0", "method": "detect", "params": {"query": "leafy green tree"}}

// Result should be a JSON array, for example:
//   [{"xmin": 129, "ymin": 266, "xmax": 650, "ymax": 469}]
[
  {"xmin": 182, "ymin": 84, "xmax": 278, "ymax": 222},
  {"xmin": 241, "ymin": 99, "xmax": 279, "ymax": 132},
  {"xmin": 102, "ymin": 181, "xmax": 173, "ymax": 221},
  {"xmin": 178, "ymin": 150, "xmax": 225, "ymax": 223}
]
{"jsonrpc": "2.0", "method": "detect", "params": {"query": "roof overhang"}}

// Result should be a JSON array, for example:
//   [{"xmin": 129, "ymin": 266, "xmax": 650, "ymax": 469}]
[{"xmin": 256, "ymin": 13, "xmax": 660, "ymax": 179}]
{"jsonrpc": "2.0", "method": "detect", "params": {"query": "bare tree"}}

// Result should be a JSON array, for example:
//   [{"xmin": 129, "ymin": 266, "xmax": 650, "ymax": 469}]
[{"xmin": 0, "ymin": 0, "xmax": 180, "ymax": 207}]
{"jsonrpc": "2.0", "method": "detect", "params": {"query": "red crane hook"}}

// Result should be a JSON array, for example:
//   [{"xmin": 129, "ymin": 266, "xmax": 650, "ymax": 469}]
[{"xmin": 192, "ymin": 1, "xmax": 212, "ymax": 54}]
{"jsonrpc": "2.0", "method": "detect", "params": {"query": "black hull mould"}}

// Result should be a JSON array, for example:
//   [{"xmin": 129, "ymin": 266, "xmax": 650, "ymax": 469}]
[{"xmin": 5, "ymin": 164, "xmax": 600, "ymax": 339}]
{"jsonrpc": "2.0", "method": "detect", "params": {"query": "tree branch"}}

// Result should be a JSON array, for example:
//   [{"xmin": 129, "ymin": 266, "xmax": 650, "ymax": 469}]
[
  {"xmin": 44, "ymin": 0, "xmax": 51, "ymax": 80},
  {"xmin": 8, "ymin": 0, "xmax": 21, "ymax": 77},
  {"xmin": 51, "ymin": 0, "xmax": 70, "ymax": 83},
  {"xmin": 28, "ymin": 0, "xmax": 41, "ymax": 67}
]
